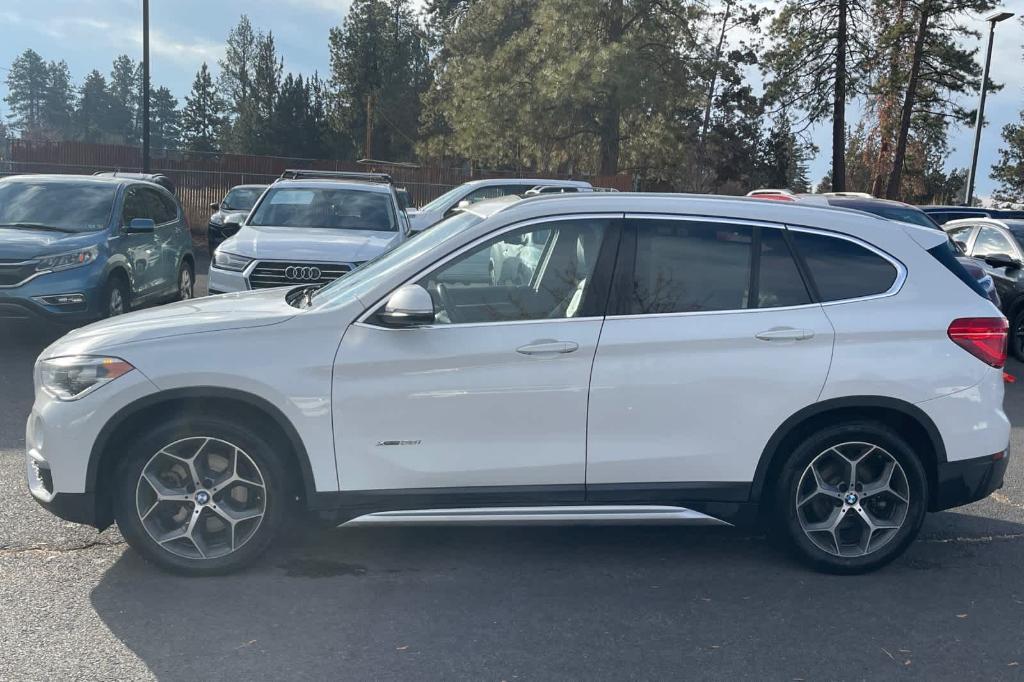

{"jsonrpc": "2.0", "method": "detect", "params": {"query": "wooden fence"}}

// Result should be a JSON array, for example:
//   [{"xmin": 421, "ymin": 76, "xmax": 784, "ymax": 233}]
[{"xmin": 0, "ymin": 139, "xmax": 633, "ymax": 233}]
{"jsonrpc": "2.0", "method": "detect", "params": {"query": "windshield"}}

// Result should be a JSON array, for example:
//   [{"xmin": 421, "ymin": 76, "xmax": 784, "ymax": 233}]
[
  {"xmin": 222, "ymin": 187, "xmax": 265, "ymax": 211},
  {"xmin": 0, "ymin": 179, "xmax": 115, "ymax": 232},
  {"xmin": 419, "ymin": 185, "xmax": 466, "ymax": 213},
  {"xmin": 249, "ymin": 187, "xmax": 397, "ymax": 231},
  {"xmin": 312, "ymin": 210, "xmax": 485, "ymax": 304}
]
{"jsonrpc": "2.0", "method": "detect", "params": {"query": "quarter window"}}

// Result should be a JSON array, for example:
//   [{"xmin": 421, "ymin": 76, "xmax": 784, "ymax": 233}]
[
  {"xmin": 789, "ymin": 231, "xmax": 898, "ymax": 302},
  {"xmin": 416, "ymin": 219, "xmax": 611, "ymax": 324},
  {"xmin": 627, "ymin": 220, "xmax": 810, "ymax": 314}
]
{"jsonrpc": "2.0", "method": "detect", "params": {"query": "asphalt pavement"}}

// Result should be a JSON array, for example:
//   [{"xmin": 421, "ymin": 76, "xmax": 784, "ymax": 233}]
[{"xmin": 1, "ymin": 267, "xmax": 1023, "ymax": 680}]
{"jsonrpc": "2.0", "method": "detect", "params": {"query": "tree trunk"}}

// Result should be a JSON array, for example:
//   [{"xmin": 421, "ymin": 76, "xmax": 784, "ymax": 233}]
[
  {"xmin": 885, "ymin": 5, "xmax": 928, "ymax": 200},
  {"xmin": 697, "ymin": 0, "xmax": 732, "ymax": 191},
  {"xmin": 832, "ymin": 0, "xmax": 848, "ymax": 192},
  {"xmin": 870, "ymin": 0, "xmax": 907, "ymax": 197},
  {"xmin": 598, "ymin": 0, "xmax": 624, "ymax": 176}
]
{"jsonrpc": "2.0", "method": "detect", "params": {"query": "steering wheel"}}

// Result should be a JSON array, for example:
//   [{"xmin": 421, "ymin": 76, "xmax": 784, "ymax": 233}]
[{"xmin": 436, "ymin": 283, "xmax": 463, "ymax": 324}]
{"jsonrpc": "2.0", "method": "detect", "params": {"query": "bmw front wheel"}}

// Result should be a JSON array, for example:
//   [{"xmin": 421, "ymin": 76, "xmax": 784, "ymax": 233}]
[{"xmin": 113, "ymin": 416, "xmax": 289, "ymax": 575}]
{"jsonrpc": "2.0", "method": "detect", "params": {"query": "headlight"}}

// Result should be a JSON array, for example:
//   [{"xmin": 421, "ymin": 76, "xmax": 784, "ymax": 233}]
[
  {"xmin": 213, "ymin": 251, "xmax": 252, "ymax": 272},
  {"xmin": 210, "ymin": 213, "xmax": 225, "ymax": 225},
  {"xmin": 36, "ymin": 246, "xmax": 99, "ymax": 273},
  {"xmin": 38, "ymin": 356, "xmax": 134, "ymax": 401}
]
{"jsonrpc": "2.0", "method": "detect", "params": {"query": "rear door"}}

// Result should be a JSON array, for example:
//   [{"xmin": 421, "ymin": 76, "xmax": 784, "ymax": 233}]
[{"xmin": 585, "ymin": 216, "xmax": 835, "ymax": 499}]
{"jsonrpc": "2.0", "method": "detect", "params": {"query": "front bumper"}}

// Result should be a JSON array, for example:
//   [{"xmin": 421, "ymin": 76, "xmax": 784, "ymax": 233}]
[
  {"xmin": 0, "ymin": 263, "xmax": 107, "ymax": 323},
  {"xmin": 26, "ymin": 369, "xmax": 161, "ymax": 529},
  {"xmin": 932, "ymin": 451, "xmax": 1009, "ymax": 511}
]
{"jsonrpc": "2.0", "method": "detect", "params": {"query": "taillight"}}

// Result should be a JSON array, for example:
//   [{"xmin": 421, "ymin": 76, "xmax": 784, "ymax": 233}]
[{"xmin": 948, "ymin": 317, "xmax": 1008, "ymax": 368}]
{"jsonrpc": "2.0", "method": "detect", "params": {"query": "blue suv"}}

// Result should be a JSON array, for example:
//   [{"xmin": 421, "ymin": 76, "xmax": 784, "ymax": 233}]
[{"xmin": 0, "ymin": 174, "xmax": 195, "ymax": 324}]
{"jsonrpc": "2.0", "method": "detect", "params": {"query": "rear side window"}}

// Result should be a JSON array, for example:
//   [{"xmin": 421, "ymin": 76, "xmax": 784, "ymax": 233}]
[
  {"xmin": 789, "ymin": 231, "xmax": 898, "ymax": 302},
  {"xmin": 627, "ymin": 220, "xmax": 810, "ymax": 314}
]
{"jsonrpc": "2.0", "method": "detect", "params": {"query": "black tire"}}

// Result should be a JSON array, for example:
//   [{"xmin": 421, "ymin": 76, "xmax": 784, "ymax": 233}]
[
  {"xmin": 775, "ymin": 421, "xmax": 928, "ymax": 574},
  {"xmin": 176, "ymin": 260, "xmax": 195, "ymax": 301},
  {"xmin": 1011, "ymin": 308, "xmax": 1024, "ymax": 362},
  {"xmin": 101, "ymin": 275, "xmax": 130, "ymax": 318},
  {"xmin": 112, "ymin": 415, "xmax": 291, "ymax": 576}
]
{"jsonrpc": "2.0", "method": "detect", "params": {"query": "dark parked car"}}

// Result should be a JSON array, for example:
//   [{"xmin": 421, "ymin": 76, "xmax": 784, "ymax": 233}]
[
  {"xmin": 922, "ymin": 205, "xmax": 1024, "ymax": 225},
  {"xmin": 207, "ymin": 184, "xmax": 267, "ymax": 252},
  {"xmin": 943, "ymin": 217, "xmax": 1024, "ymax": 359},
  {"xmin": 0, "ymin": 174, "xmax": 195, "ymax": 324}
]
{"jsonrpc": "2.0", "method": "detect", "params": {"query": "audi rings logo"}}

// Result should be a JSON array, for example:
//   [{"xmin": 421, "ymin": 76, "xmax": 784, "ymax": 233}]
[{"xmin": 284, "ymin": 266, "xmax": 322, "ymax": 281}]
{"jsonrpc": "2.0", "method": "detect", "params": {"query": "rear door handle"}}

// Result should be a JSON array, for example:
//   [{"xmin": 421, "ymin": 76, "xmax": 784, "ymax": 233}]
[
  {"xmin": 755, "ymin": 328, "xmax": 814, "ymax": 342},
  {"xmin": 516, "ymin": 341, "xmax": 579, "ymax": 355}
]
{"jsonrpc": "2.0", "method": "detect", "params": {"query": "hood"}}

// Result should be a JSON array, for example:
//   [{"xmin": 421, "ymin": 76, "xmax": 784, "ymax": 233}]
[
  {"xmin": 0, "ymin": 228, "xmax": 103, "ymax": 261},
  {"xmin": 44, "ymin": 288, "xmax": 299, "ymax": 356},
  {"xmin": 220, "ymin": 224, "xmax": 402, "ymax": 263}
]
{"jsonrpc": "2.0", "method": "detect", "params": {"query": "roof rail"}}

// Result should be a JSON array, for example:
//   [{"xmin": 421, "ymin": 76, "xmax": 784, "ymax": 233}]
[{"xmin": 279, "ymin": 169, "xmax": 392, "ymax": 184}]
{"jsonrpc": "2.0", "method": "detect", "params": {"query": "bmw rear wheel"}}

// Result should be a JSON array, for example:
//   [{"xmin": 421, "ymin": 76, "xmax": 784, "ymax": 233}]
[
  {"xmin": 177, "ymin": 261, "xmax": 195, "ymax": 301},
  {"xmin": 777, "ymin": 422, "xmax": 927, "ymax": 574},
  {"xmin": 114, "ymin": 416, "xmax": 289, "ymax": 575}
]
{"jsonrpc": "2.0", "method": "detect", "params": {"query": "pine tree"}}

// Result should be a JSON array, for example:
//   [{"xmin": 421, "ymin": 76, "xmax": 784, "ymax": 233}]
[
  {"xmin": 765, "ymin": 0, "xmax": 873, "ymax": 192},
  {"xmin": 4, "ymin": 49, "xmax": 50, "ymax": 137},
  {"xmin": 181, "ymin": 63, "xmax": 225, "ymax": 153},
  {"xmin": 250, "ymin": 31, "xmax": 283, "ymax": 154},
  {"xmin": 75, "ymin": 70, "xmax": 115, "ymax": 142},
  {"xmin": 150, "ymin": 86, "xmax": 181, "ymax": 150},
  {"xmin": 109, "ymin": 54, "xmax": 141, "ymax": 144},
  {"xmin": 43, "ymin": 60, "xmax": 74, "ymax": 139},
  {"xmin": 329, "ymin": 0, "xmax": 430, "ymax": 161}
]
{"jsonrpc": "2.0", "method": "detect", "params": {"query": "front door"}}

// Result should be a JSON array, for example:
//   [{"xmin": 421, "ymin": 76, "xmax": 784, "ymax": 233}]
[
  {"xmin": 332, "ymin": 216, "xmax": 620, "ymax": 494},
  {"xmin": 586, "ymin": 216, "xmax": 835, "ymax": 498}
]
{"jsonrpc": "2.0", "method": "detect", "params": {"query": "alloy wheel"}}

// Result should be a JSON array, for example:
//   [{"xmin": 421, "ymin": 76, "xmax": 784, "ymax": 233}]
[
  {"xmin": 108, "ymin": 288, "xmax": 125, "ymax": 316},
  {"xmin": 179, "ymin": 267, "xmax": 194, "ymax": 300},
  {"xmin": 795, "ymin": 441, "xmax": 910, "ymax": 558},
  {"xmin": 135, "ymin": 436, "xmax": 267, "ymax": 560}
]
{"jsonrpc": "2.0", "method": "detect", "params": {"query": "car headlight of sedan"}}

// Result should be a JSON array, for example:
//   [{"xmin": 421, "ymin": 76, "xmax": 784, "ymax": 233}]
[
  {"xmin": 35, "ymin": 246, "xmax": 99, "ymax": 273},
  {"xmin": 38, "ymin": 356, "xmax": 134, "ymax": 401},
  {"xmin": 213, "ymin": 251, "xmax": 253, "ymax": 272},
  {"xmin": 209, "ymin": 212, "xmax": 225, "ymax": 225}
]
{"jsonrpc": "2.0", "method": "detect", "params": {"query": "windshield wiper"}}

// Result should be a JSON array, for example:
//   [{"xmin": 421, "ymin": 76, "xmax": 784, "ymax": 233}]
[{"xmin": 0, "ymin": 222, "xmax": 77, "ymax": 233}]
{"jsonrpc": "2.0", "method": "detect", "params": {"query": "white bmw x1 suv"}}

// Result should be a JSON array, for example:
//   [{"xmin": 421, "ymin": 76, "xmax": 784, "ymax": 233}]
[{"xmin": 27, "ymin": 193, "xmax": 1010, "ymax": 575}]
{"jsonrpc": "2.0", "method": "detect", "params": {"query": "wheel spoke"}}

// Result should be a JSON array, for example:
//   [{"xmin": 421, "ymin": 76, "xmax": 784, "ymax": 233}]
[
  {"xmin": 141, "ymin": 470, "xmax": 192, "ymax": 501},
  {"xmin": 797, "ymin": 462, "xmax": 843, "ymax": 506}
]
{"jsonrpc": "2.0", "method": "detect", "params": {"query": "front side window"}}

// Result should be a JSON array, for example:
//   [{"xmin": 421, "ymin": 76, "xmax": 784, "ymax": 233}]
[
  {"xmin": 139, "ymin": 187, "xmax": 177, "ymax": 224},
  {"xmin": 789, "ymin": 231, "xmax": 898, "ymax": 302},
  {"xmin": 248, "ymin": 187, "xmax": 396, "ymax": 232},
  {"xmin": 971, "ymin": 227, "xmax": 1016, "ymax": 259},
  {"xmin": 627, "ymin": 220, "xmax": 810, "ymax": 314},
  {"xmin": 417, "ymin": 218, "xmax": 611, "ymax": 324},
  {"xmin": 0, "ymin": 179, "xmax": 115, "ymax": 232}
]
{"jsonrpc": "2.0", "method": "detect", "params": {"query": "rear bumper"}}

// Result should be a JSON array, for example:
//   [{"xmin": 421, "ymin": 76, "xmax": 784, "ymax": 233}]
[{"xmin": 932, "ymin": 451, "xmax": 1009, "ymax": 511}]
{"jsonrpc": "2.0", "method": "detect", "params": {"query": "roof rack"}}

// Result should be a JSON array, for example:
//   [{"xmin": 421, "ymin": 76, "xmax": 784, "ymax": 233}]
[{"xmin": 278, "ymin": 169, "xmax": 392, "ymax": 184}]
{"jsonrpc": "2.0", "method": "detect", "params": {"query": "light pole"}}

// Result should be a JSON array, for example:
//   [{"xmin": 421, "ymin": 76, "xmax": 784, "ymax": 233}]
[
  {"xmin": 141, "ymin": 0, "xmax": 150, "ymax": 173},
  {"xmin": 964, "ymin": 10, "xmax": 1014, "ymax": 206}
]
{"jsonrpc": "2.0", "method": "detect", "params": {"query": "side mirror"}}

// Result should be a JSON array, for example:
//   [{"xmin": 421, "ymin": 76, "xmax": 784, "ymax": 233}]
[
  {"xmin": 984, "ymin": 253, "xmax": 1020, "ymax": 269},
  {"xmin": 377, "ymin": 284, "xmax": 435, "ymax": 327},
  {"xmin": 209, "ymin": 202, "xmax": 219, "ymax": 211},
  {"xmin": 127, "ymin": 217, "xmax": 156, "ymax": 233}
]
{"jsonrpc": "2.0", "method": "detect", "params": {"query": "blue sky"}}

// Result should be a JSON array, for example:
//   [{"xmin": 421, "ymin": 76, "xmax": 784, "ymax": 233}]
[{"xmin": 0, "ymin": 1, "xmax": 1020, "ymax": 197}]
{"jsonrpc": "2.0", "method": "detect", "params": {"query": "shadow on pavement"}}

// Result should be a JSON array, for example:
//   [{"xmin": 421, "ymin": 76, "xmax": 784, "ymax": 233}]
[{"xmin": 90, "ymin": 515, "xmax": 1024, "ymax": 680}]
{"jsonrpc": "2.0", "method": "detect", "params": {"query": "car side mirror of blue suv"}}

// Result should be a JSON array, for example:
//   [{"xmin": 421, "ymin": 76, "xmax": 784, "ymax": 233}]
[{"xmin": 127, "ymin": 218, "xmax": 156, "ymax": 233}]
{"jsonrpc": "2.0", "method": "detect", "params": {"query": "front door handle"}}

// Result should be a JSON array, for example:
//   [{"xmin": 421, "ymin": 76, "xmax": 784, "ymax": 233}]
[
  {"xmin": 516, "ymin": 341, "xmax": 579, "ymax": 355},
  {"xmin": 755, "ymin": 327, "xmax": 815, "ymax": 342}
]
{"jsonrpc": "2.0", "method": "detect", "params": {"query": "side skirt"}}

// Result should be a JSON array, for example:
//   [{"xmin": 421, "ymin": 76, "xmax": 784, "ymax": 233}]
[{"xmin": 339, "ymin": 505, "xmax": 731, "ymax": 528}]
